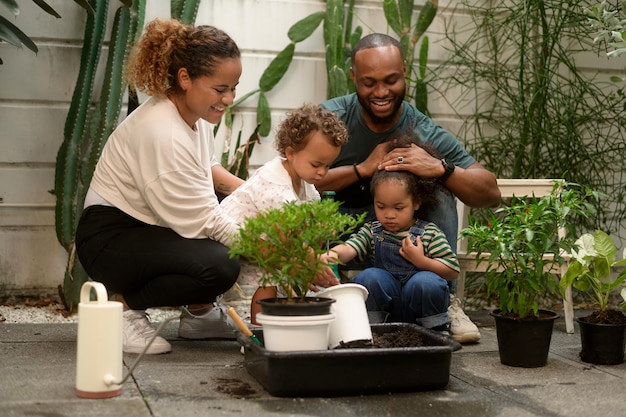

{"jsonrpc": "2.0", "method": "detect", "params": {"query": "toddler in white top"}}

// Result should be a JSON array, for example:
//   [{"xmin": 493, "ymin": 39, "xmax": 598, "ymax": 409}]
[{"xmin": 221, "ymin": 103, "xmax": 349, "ymax": 324}]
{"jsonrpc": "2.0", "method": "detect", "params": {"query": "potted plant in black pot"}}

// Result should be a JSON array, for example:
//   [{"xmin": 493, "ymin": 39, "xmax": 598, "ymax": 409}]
[
  {"xmin": 560, "ymin": 229, "xmax": 626, "ymax": 365},
  {"xmin": 228, "ymin": 199, "xmax": 364, "ymax": 351},
  {"xmin": 460, "ymin": 182, "xmax": 597, "ymax": 367}
]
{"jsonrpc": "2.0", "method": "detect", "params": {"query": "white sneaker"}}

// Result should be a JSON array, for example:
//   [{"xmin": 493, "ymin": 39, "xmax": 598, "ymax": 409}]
[
  {"xmin": 178, "ymin": 304, "xmax": 236, "ymax": 340},
  {"xmin": 448, "ymin": 294, "xmax": 481, "ymax": 343},
  {"xmin": 122, "ymin": 310, "xmax": 172, "ymax": 354}
]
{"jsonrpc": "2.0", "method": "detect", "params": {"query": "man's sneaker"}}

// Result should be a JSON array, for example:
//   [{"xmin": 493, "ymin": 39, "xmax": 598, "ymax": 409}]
[
  {"xmin": 123, "ymin": 310, "xmax": 172, "ymax": 354},
  {"xmin": 178, "ymin": 304, "xmax": 236, "ymax": 340},
  {"xmin": 448, "ymin": 294, "xmax": 481, "ymax": 344},
  {"xmin": 431, "ymin": 322, "xmax": 451, "ymax": 337}
]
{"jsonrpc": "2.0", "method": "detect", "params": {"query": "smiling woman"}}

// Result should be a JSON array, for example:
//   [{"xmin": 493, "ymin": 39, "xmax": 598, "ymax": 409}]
[
  {"xmin": 168, "ymin": 57, "xmax": 241, "ymax": 127},
  {"xmin": 73, "ymin": 18, "xmax": 247, "ymax": 355}
]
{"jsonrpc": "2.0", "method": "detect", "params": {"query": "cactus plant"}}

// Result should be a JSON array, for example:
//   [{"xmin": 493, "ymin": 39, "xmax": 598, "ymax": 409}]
[
  {"xmin": 54, "ymin": 0, "xmax": 145, "ymax": 310},
  {"xmin": 383, "ymin": 0, "xmax": 438, "ymax": 115},
  {"xmin": 323, "ymin": 0, "xmax": 361, "ymax": 98}
]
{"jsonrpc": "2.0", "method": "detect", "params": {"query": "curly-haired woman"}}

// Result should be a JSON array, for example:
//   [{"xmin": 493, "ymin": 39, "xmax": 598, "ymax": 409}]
[{"xmin": 75, "ymin": 19, "xmax": 245, "ymax": 354}]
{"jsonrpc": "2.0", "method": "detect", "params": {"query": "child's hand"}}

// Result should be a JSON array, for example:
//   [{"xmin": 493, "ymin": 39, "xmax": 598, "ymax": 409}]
[
  {"xmin": 319, "ymin": 252, "xmax": 332, "ymax": 264},
  {"xmin": 399, "ymin": 235, "xmax": 426, "ymax": 267},
  {"xmin": 313, "ymin": 265, "xmax": 340, "ymax": 288},
  {"xmin": 319, "ymin": 251, "xmax": 341, "ymax": 265}
]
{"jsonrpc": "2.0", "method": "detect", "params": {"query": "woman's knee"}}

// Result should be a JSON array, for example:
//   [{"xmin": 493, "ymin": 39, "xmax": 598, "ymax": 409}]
[{"xmin": 213, "ymin": 255, "xmax": 240, "ymax": 290}]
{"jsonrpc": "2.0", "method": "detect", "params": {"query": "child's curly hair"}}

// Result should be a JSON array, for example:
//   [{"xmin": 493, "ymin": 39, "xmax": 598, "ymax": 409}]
[
  {"xmin": 370, "ymin": 131, "xmax": 442, "ymax": 211},
  {"xmin": 274, "ymin": 104, "xmax": 348, "ymax": 157}
]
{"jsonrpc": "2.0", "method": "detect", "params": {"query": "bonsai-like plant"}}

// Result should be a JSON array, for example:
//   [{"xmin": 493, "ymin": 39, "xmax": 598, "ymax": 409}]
[
  {"xmin": 560, "ymin": 230, "xmax": 626, "ymax": 322},
  {"xmin": 460, "ymin": 182, "xmax": 598, "ymax": 319},
  {"xmin": 228, "ymin": 199, "xmax": 364, "ymax": 301}
]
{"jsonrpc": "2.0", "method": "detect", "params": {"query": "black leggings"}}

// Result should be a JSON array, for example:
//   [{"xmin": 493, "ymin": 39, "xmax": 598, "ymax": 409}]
[{"xmin": 75, "ymin": 205, "xmax": 239, "ymax": 310}]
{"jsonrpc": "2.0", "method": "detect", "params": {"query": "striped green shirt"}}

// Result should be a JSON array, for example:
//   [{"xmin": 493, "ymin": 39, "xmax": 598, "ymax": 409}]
[{"xmin": 344, "ymin": 220, "xmax": 460, "ymax": 273}]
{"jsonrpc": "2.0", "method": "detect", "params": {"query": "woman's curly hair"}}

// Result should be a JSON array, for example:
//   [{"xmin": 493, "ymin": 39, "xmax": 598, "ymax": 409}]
[
  {"xmin": 274, "ymin": 103, "xmax": 348, "ymax": 157},
  {"xmin": 126, "ymin": 19, "xmax": 240, "ymax": 98},
  {"xmin": 370, "ymin": 131, "xmax": 442, "ymax": 211}
]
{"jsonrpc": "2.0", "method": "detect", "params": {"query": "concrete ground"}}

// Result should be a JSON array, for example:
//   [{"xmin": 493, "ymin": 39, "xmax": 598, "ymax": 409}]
[{"xmin": 1, "ymin": 309, "xmax": 624, "ymax": 417}]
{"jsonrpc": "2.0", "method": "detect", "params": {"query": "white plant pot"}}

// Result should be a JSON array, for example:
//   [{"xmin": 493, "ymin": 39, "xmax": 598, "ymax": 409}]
[
  {"xmin": 256, "ymin": 313, "xmax": 335, "ymax": 352},
  {"xmin": 317, "ymin": 283, "xmax": 372, "ymax": 349}
]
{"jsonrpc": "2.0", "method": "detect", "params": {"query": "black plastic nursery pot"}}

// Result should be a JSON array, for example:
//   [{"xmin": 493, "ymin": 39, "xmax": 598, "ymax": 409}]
[
  {"xmin": 257, "ymin": 296, "xmax": 335, "ymax": 316},
  {"xmin": 237, "ymin": 323, "xmax": 461, "ymax": 397},
  {"xmin": 490, "ymin": 309, "xmax": 559, "ymax": 368},
  {"xmin": 577, "ymin": 318, "xmax": 626, "ymax": 365}
]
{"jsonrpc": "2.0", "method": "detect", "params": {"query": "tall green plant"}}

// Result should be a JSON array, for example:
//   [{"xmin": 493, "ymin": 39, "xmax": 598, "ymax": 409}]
[
  {"xmin": 384, "ymin": 0, "xmax": 438, "ymax": 115},
  {"xmin": 55, "ymin": 0, "xmax": 145, "ymax": 310},
  {"xmin": 434, "ymin": 0, "xmax": 626, "ymax": 238},
  {"xmin": 323, "ymin": 0, "xmax": 361, "ymax": 98},
  {"xmin": 171, "ymin": 0, "xmax": 200, "ymax": 23}
]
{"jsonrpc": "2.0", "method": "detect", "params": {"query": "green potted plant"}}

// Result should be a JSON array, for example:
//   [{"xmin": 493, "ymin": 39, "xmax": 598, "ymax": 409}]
[
  {"xmin": 460, "ymin": 181, "xmax": 597, "ymax": 367},
  {"xmin": 228, "ymin": 199, "xmax": 363, "ymax": 351},
  {"xmin": 560, "ymin": 229, "xmax": 626, "ymax": 364}
]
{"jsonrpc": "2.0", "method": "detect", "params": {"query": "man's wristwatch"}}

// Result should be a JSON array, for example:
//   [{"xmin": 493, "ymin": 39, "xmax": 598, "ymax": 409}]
[{"xmin": 438, "ymin": 158, "xmax": 455, "ymax": 183}]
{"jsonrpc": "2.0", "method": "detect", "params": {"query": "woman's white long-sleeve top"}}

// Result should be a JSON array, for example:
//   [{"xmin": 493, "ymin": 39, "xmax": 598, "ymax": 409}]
[{"xmin": 89, "ymin": 97, "xmax": 237, "ymax": 245}]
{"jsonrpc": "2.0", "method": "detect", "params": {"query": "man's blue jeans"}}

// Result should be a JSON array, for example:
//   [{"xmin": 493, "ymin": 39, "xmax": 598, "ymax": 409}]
[{"xmin": 353, "ymin": 268, "xmax": 449, "ymax": 328}]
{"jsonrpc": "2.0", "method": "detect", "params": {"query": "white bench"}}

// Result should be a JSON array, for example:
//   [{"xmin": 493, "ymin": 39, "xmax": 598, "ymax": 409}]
[{"xmin": 455, "ymin": 179, "xmax": 575, "ymax": 334}]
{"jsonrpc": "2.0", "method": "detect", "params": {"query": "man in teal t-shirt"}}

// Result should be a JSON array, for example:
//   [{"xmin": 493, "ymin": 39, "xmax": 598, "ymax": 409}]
[{"xmin": 317, "ymin": 33, "xmax": 501, "ymax": 344}]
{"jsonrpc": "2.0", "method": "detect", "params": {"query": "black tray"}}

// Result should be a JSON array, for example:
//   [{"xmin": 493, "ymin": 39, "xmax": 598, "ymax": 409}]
[{"xmin": 237, "ymin": 323, "xmax": 461, "ymax": 397}]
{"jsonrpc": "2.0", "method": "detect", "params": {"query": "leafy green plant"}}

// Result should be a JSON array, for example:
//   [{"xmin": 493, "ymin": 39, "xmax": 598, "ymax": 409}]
[
  {"xmin": 0, "ymin": 0, "xmax": 94, "ymax": 64},
  {"xmin": 560, "ymin": 230, "xmax": 626, "ymax": 315},
  {"xmin": 460, "ymin": 182, "xmax": 598, "ymax": 319},
  {"xmin": 587, "ymin": 1, "xmax": 626, "ymax": 58},
  {"xmin": 229, "ymin": 200, "xmax": 364, "ymax": 301},
  {"xmin": 434, "ymin": 0, "xmax": 626, "ymax": 238}
]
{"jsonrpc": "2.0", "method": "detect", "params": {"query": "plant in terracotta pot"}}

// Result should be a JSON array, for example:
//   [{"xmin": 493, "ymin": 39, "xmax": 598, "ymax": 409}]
[
  {"xmin": 460, "ymin": 181, "xmax": 598, "ymax": 367},
  {"xmin": 228, "ymin": 199, "xmax": 364, "ymax": 351},
  {"xmin": 559, "ymin": 229, "xmax": 626, "ymax": 364}
]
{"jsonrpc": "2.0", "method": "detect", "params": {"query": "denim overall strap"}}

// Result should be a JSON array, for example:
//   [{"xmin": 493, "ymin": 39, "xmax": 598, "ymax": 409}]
[
  {"xmin": 373, "ymin": 221, "xmax": 423, "ymax": 284},
  {"xmin": 408, "ymin": 219, "xmax": 430, "ymax": 240}
]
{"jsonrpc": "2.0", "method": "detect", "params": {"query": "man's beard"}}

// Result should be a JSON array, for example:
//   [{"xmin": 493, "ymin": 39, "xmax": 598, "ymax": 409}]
[{"xmin": 357, "ymin": 88, "xmax": 405, "ymax": 126}]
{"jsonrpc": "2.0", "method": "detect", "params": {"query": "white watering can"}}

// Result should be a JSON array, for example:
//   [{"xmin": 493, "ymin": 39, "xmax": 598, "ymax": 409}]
[
  {"xmin": 75, "ymin": 281, "xmax": 123, "ymax": 399},
  {"xmin": 75, "ymin": 281, "xmax": 175, "ymax": 399}
]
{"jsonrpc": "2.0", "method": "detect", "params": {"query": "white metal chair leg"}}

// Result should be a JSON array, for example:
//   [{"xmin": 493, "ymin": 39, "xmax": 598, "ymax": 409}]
[{"xmin": 563, "ymin": 285, "xmax": 574, "ymax": 334}]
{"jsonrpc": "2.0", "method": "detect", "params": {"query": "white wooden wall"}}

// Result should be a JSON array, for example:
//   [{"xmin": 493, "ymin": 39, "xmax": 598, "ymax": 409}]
[{"xmin": 0, "ymin": 0, "xmax": 619, "ymax": 295}]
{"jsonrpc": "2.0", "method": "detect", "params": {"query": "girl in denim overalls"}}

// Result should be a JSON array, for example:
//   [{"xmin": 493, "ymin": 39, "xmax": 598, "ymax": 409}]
[{"xmin": 322, "ymin": 166, "xmax": 459, "ymax": 330}]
